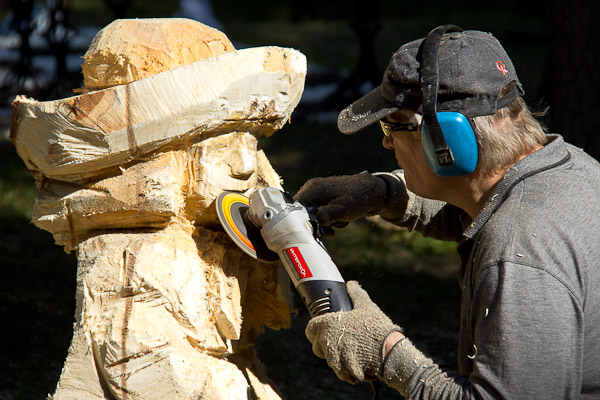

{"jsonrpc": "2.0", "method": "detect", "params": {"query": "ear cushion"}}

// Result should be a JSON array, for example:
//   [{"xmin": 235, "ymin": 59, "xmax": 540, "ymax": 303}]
[{"xmin": 421, "ymin": 112, "xmax": 478, "ymax": 176}]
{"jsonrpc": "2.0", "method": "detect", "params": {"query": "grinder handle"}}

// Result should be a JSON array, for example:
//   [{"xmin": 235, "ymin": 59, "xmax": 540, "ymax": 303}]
[{"xmin": 296, "ymin": 279, "xmax": 352, "ymax": 317}]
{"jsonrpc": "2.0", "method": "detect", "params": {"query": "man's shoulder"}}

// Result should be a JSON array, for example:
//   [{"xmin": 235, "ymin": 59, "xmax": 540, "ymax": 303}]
[{"xmin": 475, "ymin": 168, "xmax": 600, "ymax": 300}]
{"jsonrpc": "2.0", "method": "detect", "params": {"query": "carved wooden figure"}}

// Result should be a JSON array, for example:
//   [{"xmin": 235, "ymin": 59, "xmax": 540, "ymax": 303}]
[{"xmin": 10, "ymin": 18, "xmax": 306, "ymax": 399}]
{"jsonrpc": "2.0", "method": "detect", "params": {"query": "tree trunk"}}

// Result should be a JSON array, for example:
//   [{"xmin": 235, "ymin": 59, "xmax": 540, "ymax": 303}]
[{"xmin": 550, "ymin": 0, "xmax": 600, "ymax": 159}]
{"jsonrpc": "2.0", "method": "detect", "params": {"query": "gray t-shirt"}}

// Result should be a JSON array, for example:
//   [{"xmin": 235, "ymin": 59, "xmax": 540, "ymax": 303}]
[{"xmin": 377, "ymin": 135, "xmax": 600, "ymax": 398}]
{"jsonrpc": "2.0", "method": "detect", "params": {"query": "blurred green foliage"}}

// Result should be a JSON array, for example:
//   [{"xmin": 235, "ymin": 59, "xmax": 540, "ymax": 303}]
[
  {"xmin": 0, "ymin": 144, "xmax": 77, "ymax": 400},
  {"xmin": 67, "ymin": 0, "xmax": 179, "ymax": 27},
  {"xmin": 214, "ymin": 0, "xmax": 552, "ymax": 105},
  {"xmin": 0, "ymin": 146, "xmax": 37, "ymax": 221}
]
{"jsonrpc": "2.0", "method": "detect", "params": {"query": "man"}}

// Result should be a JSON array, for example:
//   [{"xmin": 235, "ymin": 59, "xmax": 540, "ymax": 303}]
[{"xmin": 295, "ymin": 25, "xmax": 600, "ymax": 399}]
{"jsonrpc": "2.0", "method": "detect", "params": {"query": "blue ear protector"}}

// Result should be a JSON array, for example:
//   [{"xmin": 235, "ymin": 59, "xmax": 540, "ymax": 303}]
[{"xmin": 420, "ymin": 25, "xmax": 478, "ymax": 177}]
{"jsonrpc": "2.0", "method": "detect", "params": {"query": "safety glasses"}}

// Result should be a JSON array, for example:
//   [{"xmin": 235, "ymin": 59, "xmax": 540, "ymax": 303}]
[{"xmin": 379, "ymin": 120, "xmax": 420, "ymax": 137}]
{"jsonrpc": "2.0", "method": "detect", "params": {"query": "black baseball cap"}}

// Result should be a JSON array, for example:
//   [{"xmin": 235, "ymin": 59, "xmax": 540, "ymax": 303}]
[{"xmin": 337, "ymin": 27, "xmax": 524, "ymax": 134}]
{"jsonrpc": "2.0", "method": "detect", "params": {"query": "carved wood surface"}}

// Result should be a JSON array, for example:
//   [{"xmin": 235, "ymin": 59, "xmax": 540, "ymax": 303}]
[
  {"xmin": 53, "ymin": 222, "xmax": 291, "ymax": 399},
  {"xmin": 10, "ymin": 18, "xmax": 307, "ymax": 400},
  {"xmin": 81, "ymin": 18, "xmax": 236, "ymax": 90},
  {"xmin": 31, "ymin": 132, "xmax": 281, "ymax": 252},
  {"xmin": 11, "ymin": 46, "xmax": 306, "ymax": 182}
]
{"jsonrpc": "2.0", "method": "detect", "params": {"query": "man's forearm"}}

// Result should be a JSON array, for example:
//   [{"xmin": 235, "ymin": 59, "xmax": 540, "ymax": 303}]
[
  {"xmin": 375, "ymin": 170, "xmax": 466, "ymax": 242},
  {"xmin": 380, "ymin": 335, "xmax": 479, "ymax": 399}
]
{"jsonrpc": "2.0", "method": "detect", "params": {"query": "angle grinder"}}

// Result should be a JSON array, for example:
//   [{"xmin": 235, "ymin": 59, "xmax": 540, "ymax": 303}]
[{"xmin": 216, "ymin": 187, "xmax": 352, "ymax": 317}]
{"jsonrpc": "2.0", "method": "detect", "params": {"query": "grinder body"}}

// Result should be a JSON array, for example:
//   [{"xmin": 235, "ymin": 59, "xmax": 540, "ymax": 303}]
[
  {"xmin": 217, "ymin": 187, "xmax": 352, "ymax": 317},
  {"xmin": 247, "ymin": 188, "xmax": 352, "ymax": 317}
]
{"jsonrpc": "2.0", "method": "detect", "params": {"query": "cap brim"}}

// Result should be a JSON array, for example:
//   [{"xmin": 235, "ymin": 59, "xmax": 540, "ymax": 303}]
[{"xmin": 337, "ymin": 86, "xmax": 399, "ymax": 134}]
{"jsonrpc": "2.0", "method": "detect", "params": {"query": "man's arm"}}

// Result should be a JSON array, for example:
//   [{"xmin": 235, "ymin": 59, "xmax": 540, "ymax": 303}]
[
  {"xmin": 294, "ymin": 171, "xmax": 466, "ymax": 242},
  {"xmin": 375, "ymin": 170, "xmax": 466, "ymax": 242},
  {"xmin": 307, "ymin": 264, "xmax": 583, "ymax": 399}
]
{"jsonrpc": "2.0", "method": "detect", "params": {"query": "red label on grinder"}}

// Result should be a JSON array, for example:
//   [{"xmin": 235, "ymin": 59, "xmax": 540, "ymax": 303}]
[{"xmin": 285, "ymin": 247, "xmax": 312, "ymax": 279}]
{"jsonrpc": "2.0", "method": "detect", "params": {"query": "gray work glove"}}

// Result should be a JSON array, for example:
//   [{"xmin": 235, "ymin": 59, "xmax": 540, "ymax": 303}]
[
  {"xmin": 305, "ymin": 281, "xmax": 402, "ymax": 384},
  {"xmin": 294, "ymin": 172, "xmax": 387, "ymax": 227}
]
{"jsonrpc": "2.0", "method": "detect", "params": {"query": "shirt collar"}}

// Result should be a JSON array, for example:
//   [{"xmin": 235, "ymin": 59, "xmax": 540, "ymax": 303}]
[{"xmin": 463, "ymin": 134, "xmax": 571, "ymax": 239}]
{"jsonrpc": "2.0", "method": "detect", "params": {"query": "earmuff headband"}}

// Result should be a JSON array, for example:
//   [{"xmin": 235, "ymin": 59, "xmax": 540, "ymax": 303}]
[{"xmin": 421, "ymin": 25, "xmax": 464, "ymax": 167}]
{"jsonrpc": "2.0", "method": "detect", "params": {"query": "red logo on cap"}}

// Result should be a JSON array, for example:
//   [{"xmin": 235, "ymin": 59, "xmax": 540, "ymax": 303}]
[
  {"xmin": 496, "ymin": 60, "xmax": 508, "ymax": 76},
  {"xmin": 285, "ymin": 247, "xmax": 312, "ymax": 279}
]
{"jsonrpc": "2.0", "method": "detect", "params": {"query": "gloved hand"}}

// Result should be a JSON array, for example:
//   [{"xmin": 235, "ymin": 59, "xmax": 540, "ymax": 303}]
[
  {"xmin": 305, "ymin": 281, "xmax": 402, "ymax": 384},
  {"xmin": 294, "ymin": 172, "xmax": 387, "ymax": 227}
]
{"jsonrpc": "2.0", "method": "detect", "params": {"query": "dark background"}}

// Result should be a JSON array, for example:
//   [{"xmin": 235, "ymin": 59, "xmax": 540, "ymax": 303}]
[{"xmin": 0, "ymin": 1, "xmax": 598, "ymax": 399}]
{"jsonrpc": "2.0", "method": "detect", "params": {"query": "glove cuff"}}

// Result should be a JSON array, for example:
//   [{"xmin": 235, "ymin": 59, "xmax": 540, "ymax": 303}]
[
  {"xmin": 353, "ymin": 324, "xmax": 402, "ymax": 379},
  {"xmin": 379, "ymin": 336, "xmax": 430, "ymax": 397},
  {"xmin": 372, "ymin": 171, "xmax": 410, "ymax": 220}
]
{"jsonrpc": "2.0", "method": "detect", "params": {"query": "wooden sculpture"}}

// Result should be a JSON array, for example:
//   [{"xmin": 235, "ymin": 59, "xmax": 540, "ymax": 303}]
[{"xmin": 10, "ymin": 18, "xmax": 306, "ymax": 399}]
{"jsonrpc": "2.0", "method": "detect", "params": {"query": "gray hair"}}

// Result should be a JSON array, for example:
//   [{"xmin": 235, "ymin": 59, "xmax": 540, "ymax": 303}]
[{"xmin": 472, "ymin": 96, "xmax": 548, "ymax": 174}]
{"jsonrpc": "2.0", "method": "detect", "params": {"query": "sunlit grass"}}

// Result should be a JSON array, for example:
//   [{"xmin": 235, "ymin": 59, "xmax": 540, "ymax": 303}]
[
  {"xmin": 0, "ymin": 180, "xmax": 36, "ymax": 219},
  {"xmin": 326, "ymin": 217, "xmax": 460, "ymax": 278},
  {"xmin": 0, "ymin": 149, "xmax": 37, "ymax": 221}
]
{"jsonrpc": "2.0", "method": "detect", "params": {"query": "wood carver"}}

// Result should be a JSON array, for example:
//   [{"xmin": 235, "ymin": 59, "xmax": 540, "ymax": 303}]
[{"xmin": 10, "ymin": 18, "xmax": 306, "ymax": 399}]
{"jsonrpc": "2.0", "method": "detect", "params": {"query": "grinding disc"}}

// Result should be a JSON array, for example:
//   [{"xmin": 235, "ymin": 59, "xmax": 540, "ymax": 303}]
[{"xmin": 216, "ymin": 191, "xmax": 279, "ymax": 263}]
